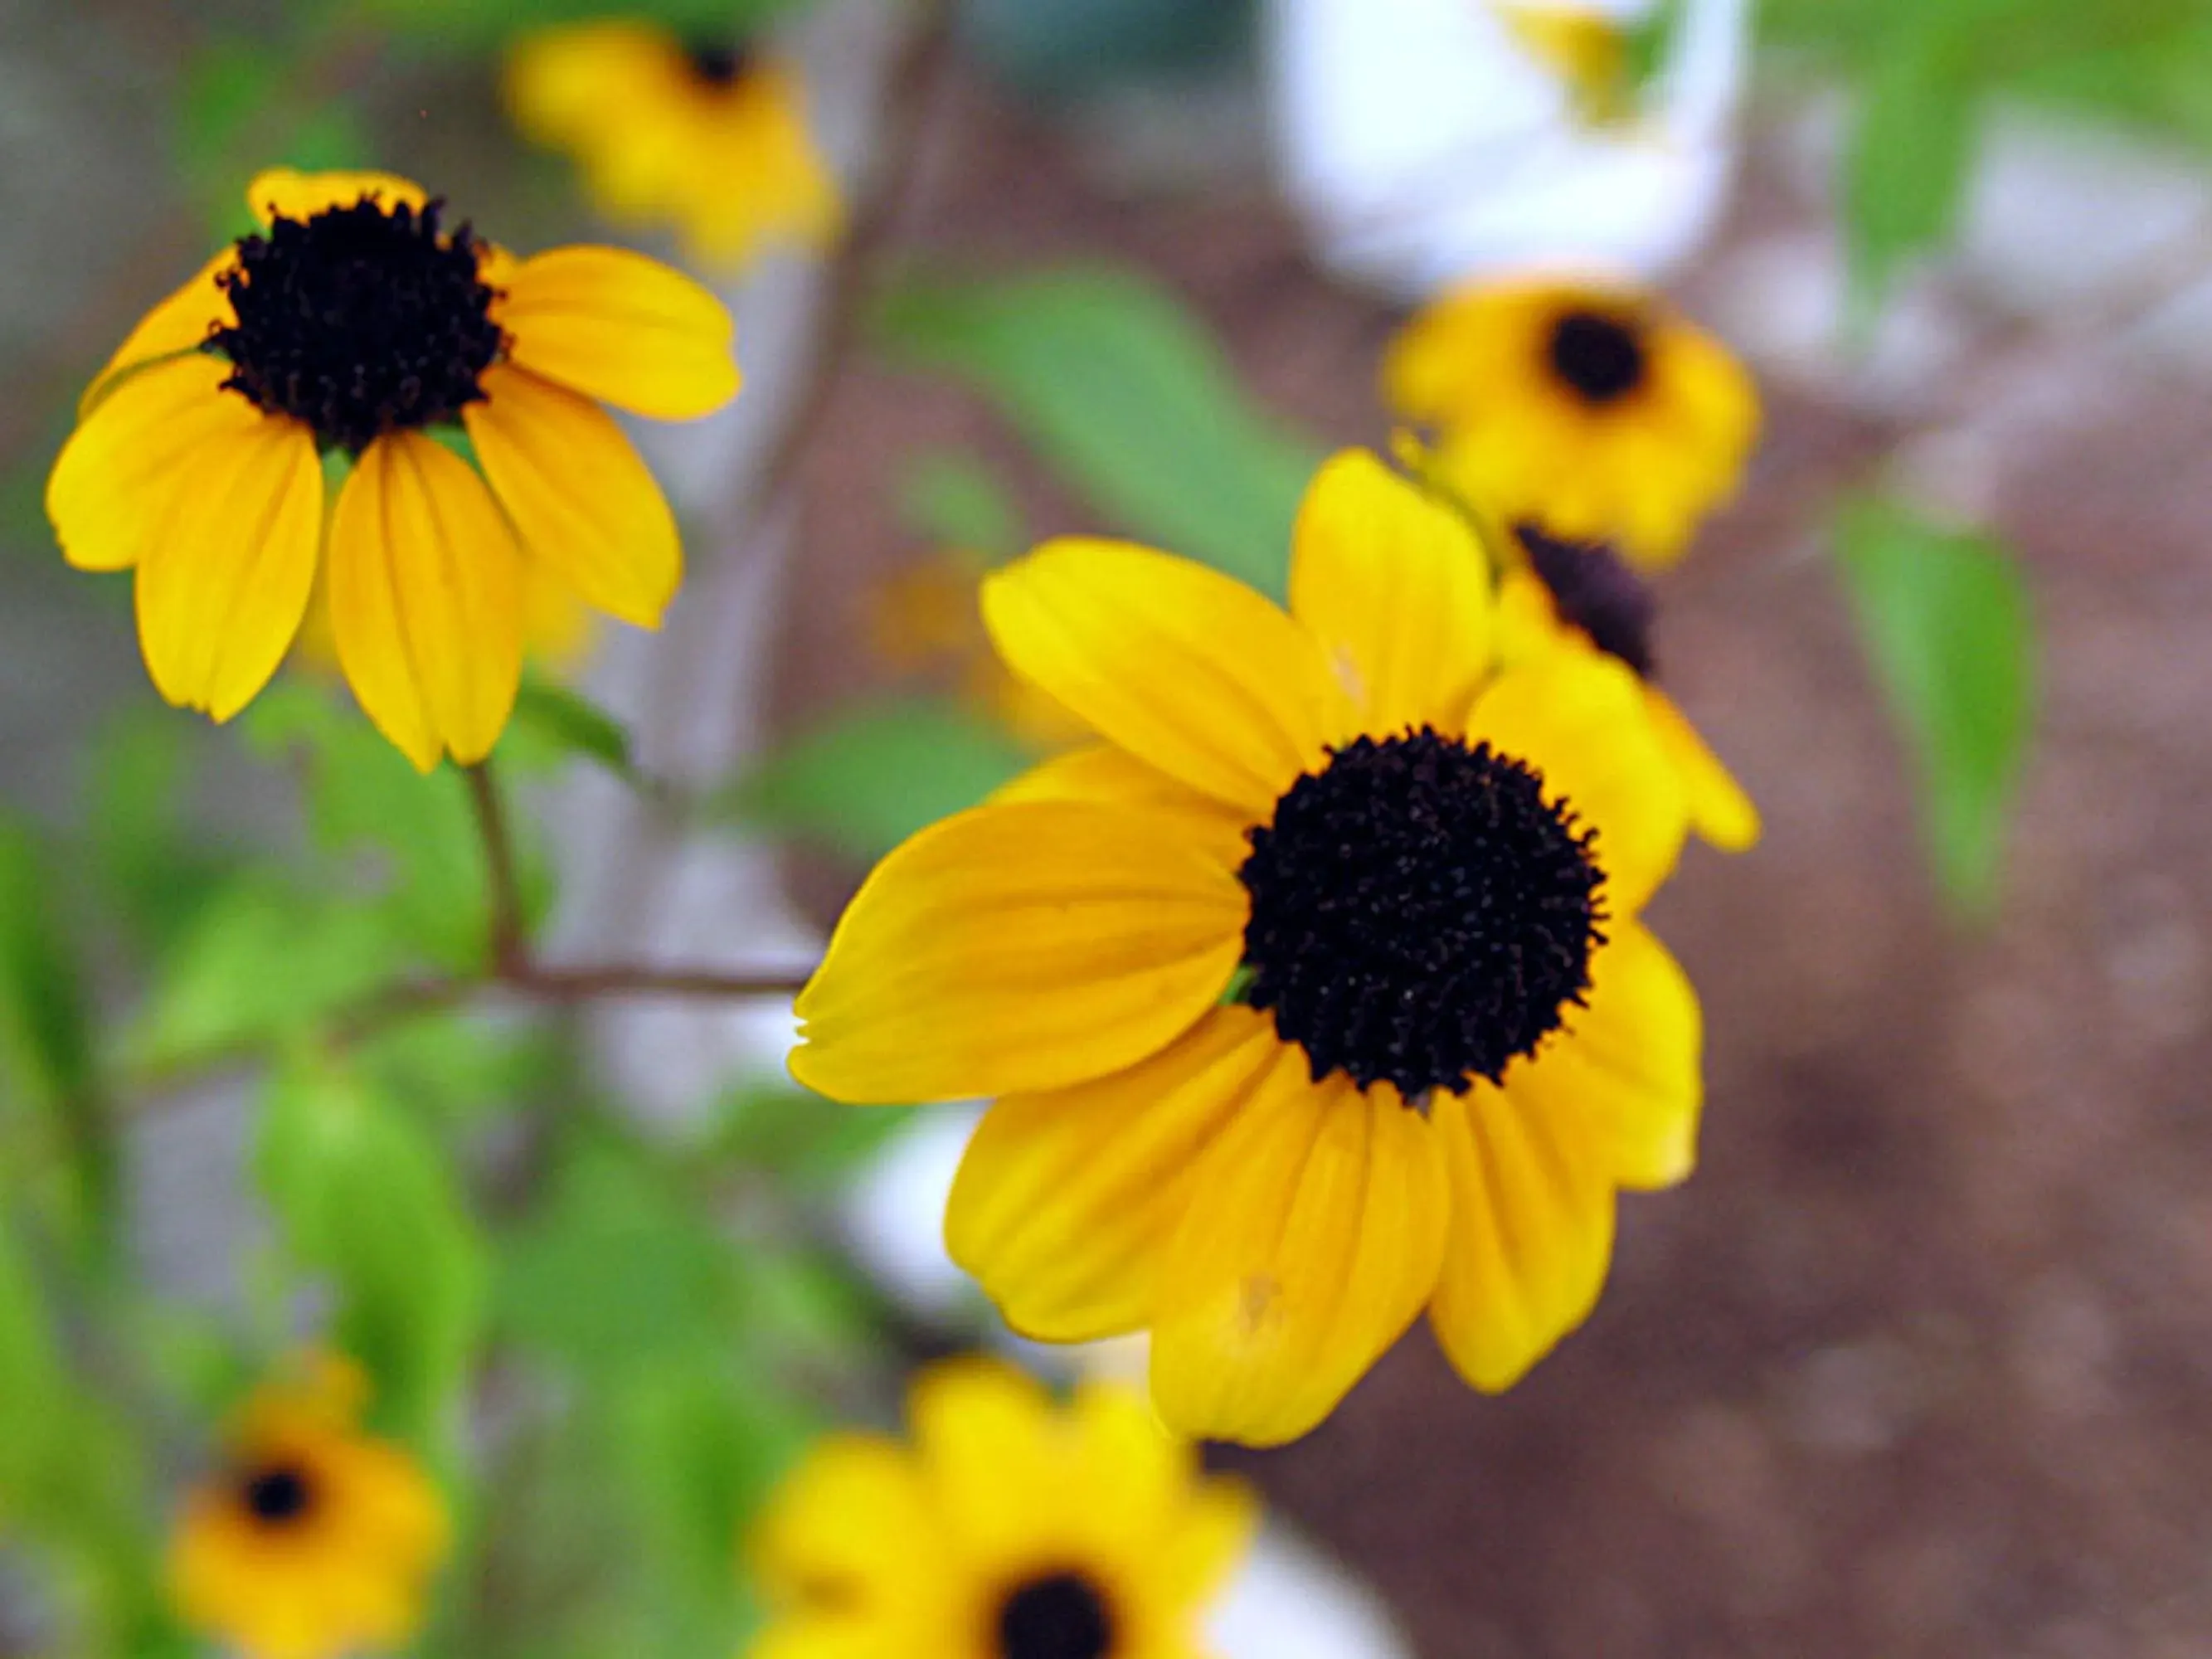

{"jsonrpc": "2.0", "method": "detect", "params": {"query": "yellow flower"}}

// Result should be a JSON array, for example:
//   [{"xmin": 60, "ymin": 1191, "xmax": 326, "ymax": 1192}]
[
  {"xmin": 46, "ymin": 167, "xmax": 740, "ymax": 770},
  {"xmin": 792, "ymin": 450, "xmax": 1706, "ymax": 1446},
  {"xmin": 747, "ymin": 1357, "xmax": 1254, "ymax": 1659},
  {"xmin": 870, "ymin": 548, "xmax": 1090, "ymax": 752},
  {"xmin": 169, "ymin": 1359, "xmax": 447, "ymax": 1659},
  {"xmin": 506, "ymin": 21, "xmax": 843, "ymax": 272},
  {"xmin": 1383, "ymin": 274, "xmax": 1757, "ymax": 568},
  {"xmin": 1493, "ymin": 3, "xmax": 1631, "ymax": 121},
  {"xmin": 1497, "ymin": 523, "xmax": 1758, "ymax": 852}
]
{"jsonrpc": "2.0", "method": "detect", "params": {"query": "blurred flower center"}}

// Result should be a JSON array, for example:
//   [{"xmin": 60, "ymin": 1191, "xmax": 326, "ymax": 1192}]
[
  {"xmin": 683, "ymin": 41, "xmax": 756, "ymax": 86},
  {"xmin": 237, "ymin": 1461, "xmax": 316, "ymax": 1527},
  {"xmin": 210, "ymin": 196, "xmax": 507, "ymax": 453},
  {"xmin": 996, "ymin": 1569, "xmax": 1116, "ymax": 1659},
  {"xmin": 1547, "ymin": 307, "xmax": 1647, "ymax": 404},
  {"xmin": 1519, "ymin": 524, "xmax": 1658, "ymax": 678},
  {"xmin": 1239, "ymin": 728, "xmax": 1606, "ymax": 1097}
]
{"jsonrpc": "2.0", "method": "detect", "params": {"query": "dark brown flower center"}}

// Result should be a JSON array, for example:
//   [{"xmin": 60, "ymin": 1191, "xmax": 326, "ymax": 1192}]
[
  {"xmin": 238, "ymin": 1461, "xmax": 315, "ymax": 1527},
  {"xmin": 1238, "ymin": 728, "xmax": 1606, "ymax": 1097},
  {"xmin": 207, "ymin": 193, "xmax": 506, "ymax": 453},
  {"xmin": 1517, "ymin": 524, "xmax": 1658, "ymax": 679},
  {"xmin": 685, "ymin": 42, "xmax": 756, "ymax": 86},
  {"xmin": 1547, "ymin": 306, "xmax": 1646, "ymax": 404},
  {"xmin": 998, "ymin": 1571, "xmax": 1116, "ymax": 1659}
]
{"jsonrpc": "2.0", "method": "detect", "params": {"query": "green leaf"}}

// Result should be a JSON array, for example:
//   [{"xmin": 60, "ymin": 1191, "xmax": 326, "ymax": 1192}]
[
  {"xmin": 1841, "ymin": 21, "xmax": 1980, "ymax": 319},
  {"xmin": 707, "ymin": 1080, "xmax": 914, "ymax": 1192},
  {"xmin": 0, "ymin": 1214, "xmax": 68, "ymax": 1505},
  {"xmin": 721, "ymin": 695, "xmax": 1033, "ymax": 861},
  {"xmin": 508, "ymin": 678, "xmax": 639, "ymax": 784},
  {"xmin": 1835, "ymin": 497, "xmax": 2037, "ymax": 917},
  {"xmin": 85, "ymin": 710, "xmax": 236, "ymax": 961},
  {"xmin": 129, "ymin": 878, "xmax": 410, "ymax": 1076},
  {"xmin": 258, "ymin": 1053, "xmax": 488, "ymax": 1450},
  {"xmin": 876, "ymin": 267, "xmax": 1321, "ymax": 597},
  {"xmin": 896, "ymin": 451, "xmax": 1026, "ymax": 562},
  {"xmin": 367, "ymin": 0, "xmax": 815, "ymax": 51}
]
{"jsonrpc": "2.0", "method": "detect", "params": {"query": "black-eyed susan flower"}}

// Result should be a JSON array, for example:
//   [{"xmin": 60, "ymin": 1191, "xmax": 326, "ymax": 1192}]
[
  {"xmin": 1383, "ymin": 275, "xmax": 1757, "ymax": 568},
  {"xmin": 46, "ymin": 168, "xmax": 739, "ymax": 770},
  {"xmin": 870, "ymin": 548, "xmax": 1090, "ymax": 752},
  {"xmin": 1498, "ymin": 523, "xmax": 1758, "ymax": 852},
  {"xmin": 506, "ymin": 21, "xmax": 842, "ymax": 272},
  {"xmin": 791, "ymin": 450, "xmax": 1707, "ymax": 1446},
  {"xmin": 169, "ymin": 1358, "xmax": 445, "ymax": 1659},
  {"xmin": 747, "ymin": 1357, "xmax": 1254, "ymax": 1659}
]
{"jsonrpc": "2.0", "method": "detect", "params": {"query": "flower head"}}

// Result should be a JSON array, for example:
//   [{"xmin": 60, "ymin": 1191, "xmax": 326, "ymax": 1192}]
[
  {"xmin": 46, "ymin": 168, "xmax": 739, "ymax": 770},
  {"xmin": 1383, "ymin": 275, "xmax": 1757, "ymax": 567},
  {"xmin": 506, "ymin": 21, "xmax": 842, "ymax": 271},
  {"xmin": 1498, "ymin": 523, "xmax": 1759, "ymax": 850},
  {"xmin": 792, "ymin": 450, "xmax": 1709, "ymax": 1444},
  {"xmin": 168, "ymin": 1357, "xmax": 446, "ymax": 1659},
  {"xmin": 746, "ymin": 1358, "xmax": 1254, "ymax": 1659}
]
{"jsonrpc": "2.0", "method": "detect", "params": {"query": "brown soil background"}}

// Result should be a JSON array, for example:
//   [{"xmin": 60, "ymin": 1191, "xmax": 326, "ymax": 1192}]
[{"xmin": 775, "ymin": 73, "xmax": 2212, "ymax": 1659}]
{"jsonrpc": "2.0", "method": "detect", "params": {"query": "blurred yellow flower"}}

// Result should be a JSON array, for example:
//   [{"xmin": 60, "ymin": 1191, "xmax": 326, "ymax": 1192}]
[
  {"xmin": 1494, "ymin": 2, "xmax": 1631, "ymax": 121},
  {"xmin": 46, "ymin": 168, "xmax": 740, "ymax": 770},
  {"xmin": 168, "ymin": 1359, "xmax": 446, "ymax": 1659},
  {"xmin": 793, "ymin": 450, "xmax": 1707, "ymax": 1445},
  {"xmin": 506, "ymin": 21, "xmax": 843, "ymax": 272},
  {"xmin": 1383, "ymin": 275, "xmax": 1757, "ymax": 568},
  {"xmin": 747, "ymin": 1357, "xmax": 1254, "ymax": 1659},
  {"xmin": 1499, "ymin": 523, "xmax": 1759, "ymax": 851},
  {"xmin": 870, "ymin": 548, "xmax": 1090, "ymax": 752}
]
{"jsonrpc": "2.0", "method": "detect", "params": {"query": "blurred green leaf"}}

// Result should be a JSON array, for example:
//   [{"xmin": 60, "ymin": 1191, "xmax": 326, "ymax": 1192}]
[
  {"xmin": 508, "ymin": 678, "xmax": 639, "ymax": 784},
  {"xmin": 0, "ymin": 1214, "xmax": 68, "ymax": 1505},
  {"xmin": 85, "ymin": 710, "xmax": 237, "ymax": 961},
  {"xmin": 721, "ymin": 695, "xmax": 1033, "ymax": 861},
  {"xmin": 130, "ymin": 878, "xmax": 409, "ymax": 1076},
  {"xmin": 246, "ymin": 682, "xmax": 526, "ymax": 971},
  {"xmin": 259, "ymin": 1053, "xmax": 488, "ymax": 1450},
  {"xmin": 368, "ymin": 0, "xmax": 814, "ymax": 50},
  {"xmin": 496, "ymin": 1141, "xmax": 746, "ymax": 1378},
  {"xmin": 708, "ymin": 1079, "xmax": 914, "ymax": 1192},
  {"xmin": 896, "ymin": 451, "xmax": 1025, "ymax": 562},
  {"xmin": 877, "ymin": 267, "xmax": 1320, "ymax": 597},
  {"xmin": 1842, "ymin": 19, "xmax": 1979, "ymax": 323},
  {"xmin": 1835, "ymin": 497, "xmax": 2037, "ymax": 917}
]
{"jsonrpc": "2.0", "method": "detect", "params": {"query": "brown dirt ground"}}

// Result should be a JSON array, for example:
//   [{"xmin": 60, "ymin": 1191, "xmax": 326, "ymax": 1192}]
[{"xmin": 773, "ymin": 70, "xmax": 2212, "ymax": 1659}]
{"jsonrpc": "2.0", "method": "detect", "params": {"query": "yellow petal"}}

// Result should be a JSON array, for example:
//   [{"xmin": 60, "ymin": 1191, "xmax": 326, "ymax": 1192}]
[
  {"xmin": 1644, "ymin": 684, "xmax": 1760, "ymax": 852},
  {"xmin": 992, "ymin": 744, "xmax": 1255, "ymax": 870},
  {"xmin": 1149, "ymin": 1065, "xmax": 1449, "ymax": 1447},
  {"xmin": 503, "ymin": 21, "xmax": 681, "ymax": 144},
  {"xmin": 1427, "ymin": 1076, "xmax": 1617, "ymax": 1392},
  {"xmin": 790, "ymin": 800, "xmax": 1247, "ymax": 1103},
  {"xmin": 496, "ymin": 245, "xmax": 741, "ymax": 421},
  {"xmin": 750, "ymin": 1431, "xmax": 941, "ymax": 1612},
  {"xmin": 328, "ymin": 433, "xmax": 524, "ymax": 771},
  {"xmin": 80, "ymin": 251, "xmax": 236, "ymax": 415},
  {"xmin": 133, "ymin": 408, "xmax": 323, "ymax": 720},
  {"xmin": 464, "ymin": 364, "xmax": 681, "ymax": 628},
  {"xmin": 1510, "ymin": 920, "xmax": 1701, "ymax": 1190},
  {"xmin": 908, "ymin": 1359, "xmax": 1065, "ymax": 1563},
  {"xmin": 49, "ymin": 355, "xmax": 260, "ymax": 573},
  {"xmin": 1462, "ymin": 649, "xmax": 1686, "ymax": 917},
  {"xmin": 982, "ymin": 538, "xmax": 1354, "ymax": 818},
  {"xmin": 246, "ymin": 168, "xmax": 428, "ymax": 222},
  {"xmin": 947, "ymin": 1007, "xmax": 1282, "ymax": 1342},
  {"xmin": 1287, "ymin": 449, "xmax": 1493, "ymax": 732}
]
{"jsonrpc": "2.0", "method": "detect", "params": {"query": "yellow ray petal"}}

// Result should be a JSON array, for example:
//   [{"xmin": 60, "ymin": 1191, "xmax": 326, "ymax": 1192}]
[
  {"xmin": 750, "ymin": 1431, "xmax": 942, "ymax": 1613},
  {"xmin": 992, "ymin": 744, "xmax": 1255, "ymax": 869},
  {"xmin": 1462, "ymin": 649, "xmax": 1686, "ymax": 917},
  {"xmin": 790, "ymin": 800, "xmax": 1247, "ymax": 1104},
  {"xmin": 1149, "ymin": 1064, "xmax": 1449, "ymax": 1447},
  {"xmin": 982, "ymin": 538, "xmax": 1355, "ymax": 819},
  {"xmin": 947, "ymin": 1007, "xmax": 1282, "ymax": 1342},
  {"xmin": 1643, "ymin": 684, "xmax": 1760, "ymax": 852},
  {"xmin": 133, "ymin": 412, "xmax": 322, "ymax": 720},
  {"xmin": 464, "ymin": 364, "xmax": 681, "ymax": 629},
  {"xmin": 246, "ymin": 168, "xmax": 428, "ymax": 222},
  {"xmin": 1427, "ymin": 1078, "xmax": 1617, "ymax": 1392},
  {"xmin": 1510, "ymin": 920, "xmax": 1701, "ymax": 1190},
  {"xmin": 49, "ymin": 355, "xmax": 264, "ymax": 573},
  {"xmin": 1287, "ymin": 450, "xmax": 1493, "ymax": 732},
  {"xmin": 503, "ymin": 21, "xmax": 681, "ymax": 146},
  {"xmin": 908, "ymin": 1360, "xmax": 1069, "ymax": 1564},
  {"xmin": 328, "ymin": 433, "xmax": 524, "ymax": 771},
  {"xmin": 80, "ymin": 251, "xmax": 236, "ymax": 415},
  {"xmin": 496, "ymin": 245, "xmax": 740, "ymax": 421}
]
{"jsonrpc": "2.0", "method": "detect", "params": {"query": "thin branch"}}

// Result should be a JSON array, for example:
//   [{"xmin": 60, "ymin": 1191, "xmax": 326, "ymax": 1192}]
[
  {"xmin": 501, "ymin": 962, "xmax": 815, "ymax": 1002},
  {"xmin": 464, "ymin": 760, "xmax": 531, "ymax": 975}
]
